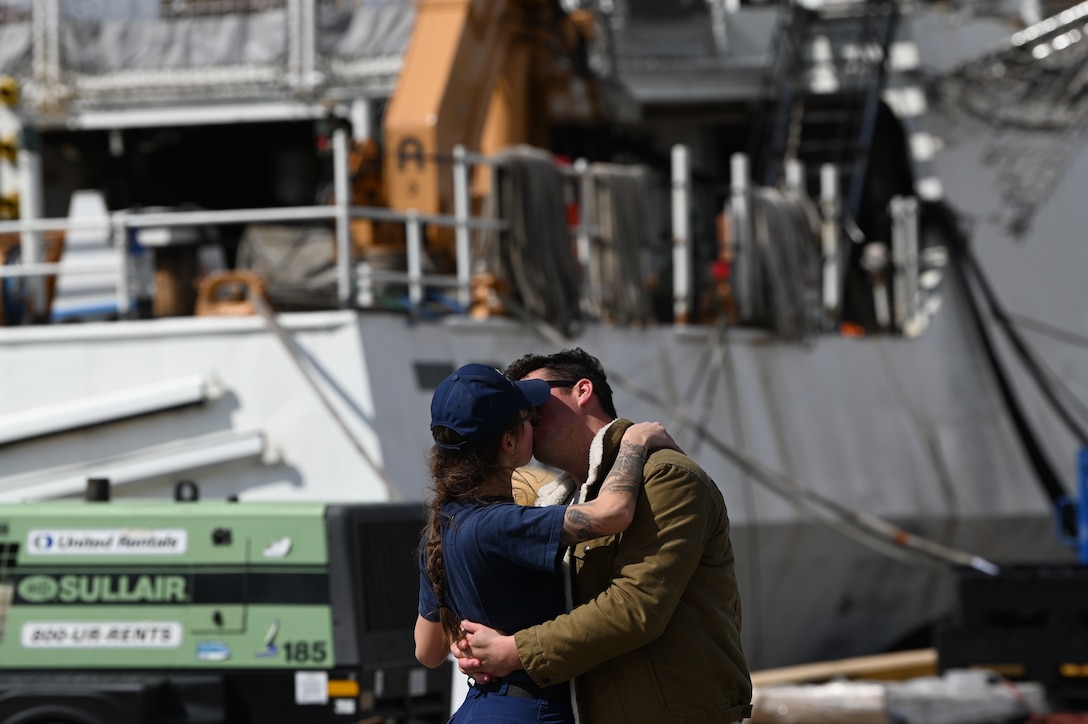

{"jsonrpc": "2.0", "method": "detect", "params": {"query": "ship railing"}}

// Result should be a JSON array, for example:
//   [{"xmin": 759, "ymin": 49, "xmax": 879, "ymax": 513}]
[
  {"xmin": 0, "ymin": 129, "xmax": 510, "ymax": 321},
  {"xmin": 0, "ymin": 129, "xmax": 693, "ymax": 328},
  {"xmin": 1, "ymin": 127, "xmax": 601, "ymax": 326},
  {"xmin": 0, "ymin": 138, "xmax": 927, "ymax": 335},
  {"xmin": 0, "ymin": 205, "xmax": 502, "ymax": 313}
]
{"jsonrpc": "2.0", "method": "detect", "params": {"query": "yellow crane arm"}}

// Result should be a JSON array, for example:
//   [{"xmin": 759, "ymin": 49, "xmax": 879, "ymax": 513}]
[{"xmin": 382, "ymin": 0, "xmax": 515, "ymax": 216}]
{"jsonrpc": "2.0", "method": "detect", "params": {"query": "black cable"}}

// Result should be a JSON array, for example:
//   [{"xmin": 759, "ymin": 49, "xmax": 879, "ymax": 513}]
[
  {"xmin": 1009, "ymin": 311, "xmax": 1088, "ymax": 351},
  {"xmin": 963, "ymin": 245, "xmax": 1088, "ymax": 444},
  {"xmin": 951, "ymin": 235, "xmax": 1073, "ymax": 533}
]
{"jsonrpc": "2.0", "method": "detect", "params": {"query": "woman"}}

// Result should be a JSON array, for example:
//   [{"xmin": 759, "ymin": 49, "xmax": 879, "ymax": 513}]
[{"xmin": 415, "ymin": 363, "xmax": 676, "ymax": 723}]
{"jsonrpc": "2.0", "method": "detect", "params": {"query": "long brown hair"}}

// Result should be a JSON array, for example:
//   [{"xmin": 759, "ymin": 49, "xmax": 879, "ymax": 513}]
[{"xmin": 423, "ymin": 412, "xmax": 525, "ymax": 641}]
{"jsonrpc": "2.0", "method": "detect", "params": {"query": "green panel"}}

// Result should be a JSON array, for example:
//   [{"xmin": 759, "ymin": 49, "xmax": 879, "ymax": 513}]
[
  {"xmin": 0, "ymin": 502, "xmax": 340, "ymax": 671},
  {"xmin": 0, "ymin": 605, "xmax": 335, "ymax": 669},
  {"xmin": 0, "ymin": 502, "xmax": 330, "ymax": 565}
]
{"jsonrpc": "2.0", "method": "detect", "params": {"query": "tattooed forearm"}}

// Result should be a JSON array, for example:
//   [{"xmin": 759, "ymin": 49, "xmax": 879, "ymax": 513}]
[
  {"xmin": 561, "ymin": 507, "xmax": 603, "ymax": 545},
  {"xmin": 599, "ymin": 441, "xmax": 647, "ymax": 496},
  {"xmin": 560, "ymin": 439, "xmax": 650, "ymax": 545}
]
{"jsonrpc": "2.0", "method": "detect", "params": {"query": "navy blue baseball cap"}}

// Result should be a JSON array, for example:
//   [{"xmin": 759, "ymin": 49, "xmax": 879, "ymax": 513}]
[{"xmin": 430, "ymin": 363, "xmax": 551, "ymax": 450}]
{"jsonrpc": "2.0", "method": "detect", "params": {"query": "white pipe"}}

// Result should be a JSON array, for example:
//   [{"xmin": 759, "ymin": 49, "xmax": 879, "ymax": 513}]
[
  {"xmin": 903, "ymin": 196, "xmax": 919, "ymax": 329},
  {"xmin": 671, "ymin": 145, "xmax": 691, "ymax": 324},
  {"xmin": 453, "ymin": 145, "xmax": 471, "ymax": 310},
  {"xmin": 351, "ymin": 98, "xmax": 371, "ymax": 143},
  {"xmin": 890, "ymin": 196, "xmax": 907, "ymax": 329},
  {"xmin": 0, "ymin": 206, "xmax": 338, "ymax": 235},
  {"xmin": 784, "ymin": 159, "xmax": 804, "ymax": 190},
  {"xmin": 574, "ymin": 158, "xmax": 595, "ymax": 317},
  {"xmin": 0, "ymin": 205, "xmax": 507, "ymax": 235},
  {"xmin": 333, "ymin": 127, "xmax": 352, "ymax": 309},
  {"xmin": 820, "ymin": 163, "xmax": 840, "ymax": 323},
  {"xmin": 406, "ymin": 211, "xmax": 423, "ymax": 308},
  {"xmin": 58, "ymin": 102, "xmax": 332, "ymax": 131},
  {"xmin": 112, "ymin": 217, "xmax": 131, "ymax": 317},
  {"xmin": 730, "ymin": 153, "xmax": 750, "ymax": 322},
  {"xmin": 0, "ymin": 374, "xmax": 215, "ymax": 446},
  {"xmin": 18, "ymin": 132, "xmax": 46, "ymax": 317},
  {"xmin": 0, "ymin": 430, "xmax": 266, "ymax": 503},
  {"xmin": 0, "ymin": 260, "xmax": 119, "ymax": 279},
  {"xmin": 355, "ymin": 259, "xmax": 374, "ymax": 308}
]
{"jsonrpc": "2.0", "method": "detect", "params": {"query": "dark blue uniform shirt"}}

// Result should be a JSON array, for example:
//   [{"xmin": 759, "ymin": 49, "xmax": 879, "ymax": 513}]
[
  {"xmin": 419, "ymin": 498, "xmax": 567, "ymax": 633},
  {"xmin": 419, "ymin": 499, "xmax": 576, "ymax": 722}
]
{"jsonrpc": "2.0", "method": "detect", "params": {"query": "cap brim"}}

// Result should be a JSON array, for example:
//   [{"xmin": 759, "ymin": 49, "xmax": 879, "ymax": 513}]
[{"xmin": 515, "ymin": 378, "xmax": 552, "ymax": 408}]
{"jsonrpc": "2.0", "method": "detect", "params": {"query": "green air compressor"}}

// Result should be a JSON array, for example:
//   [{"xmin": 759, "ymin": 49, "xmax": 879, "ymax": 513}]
[{"xmin": 0, "ymin": 498, "xmax": 450, "ymax": 723}]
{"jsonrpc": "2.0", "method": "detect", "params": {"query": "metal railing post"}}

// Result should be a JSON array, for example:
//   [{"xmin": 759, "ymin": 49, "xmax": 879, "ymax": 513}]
[
  {"xmin": 350, "ymin": 98, "xmax": 372, "ymax": 143},
  {"xmin": 730, "ymin": 153, "xmax": 751, "ymax": 322},
  {"xmin": 112, "ymin": 213, "xmax": 131, "ymax": 317},
  {"xmin": 453, "ymin": 145, "xmax": 471, "ymax": 311},
  {"xmin": 574, "ymin": 158, "xmax": 594, "ymax": 316},
  {"xmin": 820, "ymin": 163, "xmax": 840, "ymax": 327},
  {"xmin": 0, "ymin": 172, "xmax": 513, "ymax": 322},
  {"xmin": 671, "ymin": 145, "xmax": 691, "ymax": 325},
  {"xmin": 902, "ymin": 196, "xmax": 919, "ymax": 334},
  {"xmin": 405, "ymin": 211, "xmax": 423, "ymax": 310},
  {"xmin": 18, "ymin": 128, "xmax": 45, "ymax": 320},
  {"xmin": 333, "ymin": 126, "xmax": 353, "ymax": 309},
  {"xmin": 890, "ymin": 195, "xmax": 907, "ymax": 331},
  {"xmin": 784, "ymin": 159, "xmax": 804, "ymax": 190}
]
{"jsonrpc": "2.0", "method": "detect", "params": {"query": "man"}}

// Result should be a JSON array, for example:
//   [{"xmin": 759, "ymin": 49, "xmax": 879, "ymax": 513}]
[{"xmin": 454, "ymin": 348, "xmax": 752, "ymax": 723}]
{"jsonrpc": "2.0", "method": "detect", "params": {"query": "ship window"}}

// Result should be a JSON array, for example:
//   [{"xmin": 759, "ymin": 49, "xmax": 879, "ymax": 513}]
[{"xmin": 414, "ymin": 362, "xmax": 456, "ymax": 391}]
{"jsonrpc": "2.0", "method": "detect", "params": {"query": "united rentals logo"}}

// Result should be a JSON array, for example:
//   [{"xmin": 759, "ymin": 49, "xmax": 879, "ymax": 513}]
[
  {"xmin": 16, "ymin": 574, "xmax": 189, "ymax": 604},
  {"xmin": 27, "ymin": 529, "xmax": 187, "ymax": 555}
]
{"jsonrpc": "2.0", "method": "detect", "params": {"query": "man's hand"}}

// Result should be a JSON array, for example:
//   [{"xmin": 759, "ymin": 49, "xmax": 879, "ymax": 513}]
[
  {"xmin": 449, "ymin": 626, "xmax": 488, "ymax": 682},
  {"xmin": 449, "ymin": 620, "xmax": 524, "ymax": 679}
]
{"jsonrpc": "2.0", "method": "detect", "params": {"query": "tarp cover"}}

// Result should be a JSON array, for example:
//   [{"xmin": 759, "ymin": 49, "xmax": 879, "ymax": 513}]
[{"xmin": 0, "ymin": 1, "xmax": 414, "ymax": 85}]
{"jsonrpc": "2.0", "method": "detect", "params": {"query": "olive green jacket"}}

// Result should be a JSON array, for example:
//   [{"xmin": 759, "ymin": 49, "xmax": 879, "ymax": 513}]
[{"xmin": 518, "ymin": 419, "xmax": 752, "ymax": 723}]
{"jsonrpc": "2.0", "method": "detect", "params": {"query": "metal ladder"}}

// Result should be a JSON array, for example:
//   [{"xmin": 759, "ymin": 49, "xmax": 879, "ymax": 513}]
[{"xmin": 754, "ymin": 0, "xmax": 899, "ymax": 220}]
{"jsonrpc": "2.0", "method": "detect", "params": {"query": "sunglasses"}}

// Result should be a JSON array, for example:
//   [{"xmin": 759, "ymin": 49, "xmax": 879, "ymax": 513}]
[
  {"xmin": 519, "ymin": 409, "xmax": 542, "ymax": 428},
  {"xmin": 544, "ymin": 379, "xmax": 581, "ymax": 388}
]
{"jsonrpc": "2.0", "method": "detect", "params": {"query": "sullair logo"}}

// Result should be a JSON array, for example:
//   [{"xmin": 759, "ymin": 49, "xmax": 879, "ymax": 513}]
[
  {"xmin": 17, "ymin": 576, "xmax": 58, "ymax": 603},
  {"xmin": 16, "ymin": 575, "xmax": 188, "ymax": 604}
]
